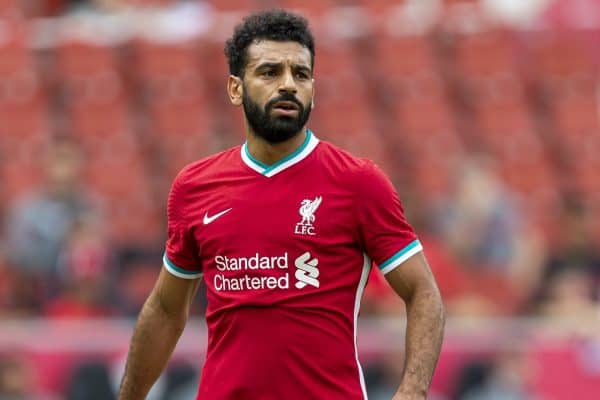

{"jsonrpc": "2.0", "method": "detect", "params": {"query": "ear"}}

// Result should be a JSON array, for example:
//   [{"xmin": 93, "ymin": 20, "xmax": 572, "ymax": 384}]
[
  {"xmin": 311, "ymin": 78, "xmax": 315, "ymax": 109},
  {"xmin": 227, "ymin": 75, "xmax": 243, "ymax": 106}
]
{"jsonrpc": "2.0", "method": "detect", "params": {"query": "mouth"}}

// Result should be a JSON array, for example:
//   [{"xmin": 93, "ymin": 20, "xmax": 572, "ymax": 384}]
[{"xmin": 272, "ymin": 101, "xmax": 300, "ymax": 111}]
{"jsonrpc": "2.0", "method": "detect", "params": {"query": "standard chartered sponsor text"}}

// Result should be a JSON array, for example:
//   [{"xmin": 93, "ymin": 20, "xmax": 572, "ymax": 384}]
[{"xmin": 214, "ymin": 252, "xmax": 290, "ymax": 291}]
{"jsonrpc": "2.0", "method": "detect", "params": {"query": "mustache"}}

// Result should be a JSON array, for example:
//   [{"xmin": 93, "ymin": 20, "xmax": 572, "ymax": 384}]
[{"xmin": 265, "ymin": 94, "xmax": 304, "ymax": 112}]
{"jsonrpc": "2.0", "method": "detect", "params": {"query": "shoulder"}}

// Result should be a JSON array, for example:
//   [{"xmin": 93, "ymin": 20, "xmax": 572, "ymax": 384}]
[
  {"xmin": 316, "ymin": 140, "xmax": 385, "ymax": 185},
  {"xmin": 315, "ymin": 140, "xmax": 374, "ymax": 176},
  {"xmin": 172, "ymin": 146, "xmax": 241, "ymax": 191}
]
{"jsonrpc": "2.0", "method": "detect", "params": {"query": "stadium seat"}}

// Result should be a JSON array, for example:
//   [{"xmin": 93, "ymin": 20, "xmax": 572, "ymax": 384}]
[
  {"xmin": 525, "ymin": 31, "xmax": 597, "ymax": 107},
  {"xmin": 309, "ymin": 39, "xmax": 390, "ymax": 168},
  {"xmin": 311, "ymin": 40, "xmax": 375, "ymax": 135},
  {"xmin": 102, "ymin": 189, "xmax": 161, "ymax": 246},
  {"xmin": 199, "ymin": 38, "xmax": 246, "ymax": 142},
  {"xmin": 449, "ymin": 29, "xmax": 518, "ymax": 78},
  {"xmin": 551, "ymin": 96, "xmax": 600, "ymax": 134},
  {"xmin": 0, "ymin": 22, "xmax": 50, "ymax": 202},
  {"xmin": 131, "ymin": 39, "xmax": 216, "ymax": 178},
  {"xmin": 561, "ymin": 133, "xmax": 600, "ymax": 193},
  {"xmin": 372, "ymin": 32, "xmax": 453, "ymax": 139},
  {"xmin": 354, "ymin": 0, "xmax": 408, "ymax": 19},
  {"xmin": 68, "ymin": 98, "xmax": 130, "ymax": 132},
  {"xmin": 280, "ymin": 0, "xmax": 336, "ymax": 17},
  {"xmin": 407, "ymin": 128, "xmax": 465, "ymax": 202},
  {"xmin": 0, "ymin": 0, "xmax": 21, "ymax": 18},
  {"xmin": 395, "ymin": 95, "xmax": 455, "ymax": 139},
  {"xmin": 0, "ymin": 135, "xmax": 48, "ymax": 203},
  {"xmin": 133, "ymin": 40, "xmax": 207, "ymax": 106},
  {"xmin": 375, "ymin": 34, "xmax": 440, "ymax": 95},
  {"xmin": 0, "ymin": 20, "xmax": 46, "ymax": 114},
  {"xmin": 378, "ymin": 34, "xmax": 436, "ymax": 73},
  {"xmin": 471, "ymin": 99, "xmax": 534, "ymax": 137},
  {"xmin": 55, "ymin": 41, "xmax": 127, "ymax": 109},
  {"xmin": 203, "ymin": 0, "xmax": 258, "ymax": 11},
  {"xmin": 528, "ymin": 32, "xmax": 596, "ymax": 78},
  {"xmin": 83, "ymin": 154, "xmax": 160, "ymax": 246}
]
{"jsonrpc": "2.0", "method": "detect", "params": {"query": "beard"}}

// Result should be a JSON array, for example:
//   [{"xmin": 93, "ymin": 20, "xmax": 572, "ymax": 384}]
[{"xmin": 242, "ymin": 90, "xmax": 312, "ymax": 144}]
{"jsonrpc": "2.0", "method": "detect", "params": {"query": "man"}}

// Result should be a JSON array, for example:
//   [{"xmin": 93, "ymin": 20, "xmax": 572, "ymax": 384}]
[{"xmin": 119, "ymin": 10, "xmax": 444, "ymax": 400}]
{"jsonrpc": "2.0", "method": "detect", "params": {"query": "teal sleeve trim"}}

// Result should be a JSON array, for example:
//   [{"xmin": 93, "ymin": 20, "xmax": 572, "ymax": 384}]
[
  {"xmin": 378, "ymin": 240, "xmax": 423, "ymax": 275},
  {"xmin": 163, "ymin": 253, "xmax": 202, "ymax": 279}
]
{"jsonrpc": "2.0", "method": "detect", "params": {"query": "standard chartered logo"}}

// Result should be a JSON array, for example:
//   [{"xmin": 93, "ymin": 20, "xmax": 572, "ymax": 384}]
[
  {"xmin": 212, "ymin": 251, "xmax": 320, "ymax": 291},
  {"xmin": 294, "ymin": 252, "xmax": 320, "ymax": 289}
]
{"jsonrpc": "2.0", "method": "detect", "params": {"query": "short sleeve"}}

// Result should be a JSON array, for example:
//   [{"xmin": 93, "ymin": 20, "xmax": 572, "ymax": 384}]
[
  {"xmin": 163, "ymin": 175, "xmax": 202, "ymax": 279},
  {"xmin": 355, "ymin": 161, "xmax": 423, "ymax": 275}
]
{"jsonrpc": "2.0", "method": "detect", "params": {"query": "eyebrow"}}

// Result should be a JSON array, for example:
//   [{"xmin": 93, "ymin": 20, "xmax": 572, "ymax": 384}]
[{"xmin": 255, "ymin": 62, "xmax": 312, "ymax": 73}]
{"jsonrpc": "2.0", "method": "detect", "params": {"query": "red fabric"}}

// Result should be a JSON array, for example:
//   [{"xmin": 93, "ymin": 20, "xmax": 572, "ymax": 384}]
[{"xmin": 165, "ymin": 133, "xmax": 418, "ymax": 399}]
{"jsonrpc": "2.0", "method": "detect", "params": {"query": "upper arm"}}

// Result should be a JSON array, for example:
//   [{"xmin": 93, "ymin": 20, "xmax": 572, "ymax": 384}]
[
  {"xmin": 384, "ymin": 252, "xmax": 440, "ymax": 302},
  {"xmin": 152, "ymin": 265, "xmax": 202, "ymax": 319},
  {"xmin": 354, "ymin": 161, "xmax": 422, "ymax": 276},
  {"xmin": 164, "ymin": 171, "xmax": 203, "ymax": 278}
]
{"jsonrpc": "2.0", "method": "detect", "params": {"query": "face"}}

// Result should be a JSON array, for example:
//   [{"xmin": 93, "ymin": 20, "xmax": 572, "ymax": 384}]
[{"xmin": 228, "ymin": 40, "xmax": 314, "ymax": 143}]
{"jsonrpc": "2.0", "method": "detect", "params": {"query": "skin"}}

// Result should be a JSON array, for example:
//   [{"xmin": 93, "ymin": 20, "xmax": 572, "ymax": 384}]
[
  {"xmin": 386, "ymin": 252, "xmax": 445, "ymax": 400},
  {"xmin": 118, "ymin": 39, "xmax": 444, "ymax": 400},
  {"xmin": 227, "ymin": 40, "xmax": 314, "ymax": 165}
]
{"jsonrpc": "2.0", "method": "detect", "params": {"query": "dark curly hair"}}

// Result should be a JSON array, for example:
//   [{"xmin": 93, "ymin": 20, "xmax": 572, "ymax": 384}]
[{"xmin": 224, "ymin": 9, "xmax": 315, "ymax": 77}]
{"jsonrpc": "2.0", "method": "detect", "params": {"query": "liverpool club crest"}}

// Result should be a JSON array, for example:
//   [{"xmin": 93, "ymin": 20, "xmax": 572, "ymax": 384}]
[{"xmin": 295, "ymin": 196, "xmax": 322, "ymax": 236}]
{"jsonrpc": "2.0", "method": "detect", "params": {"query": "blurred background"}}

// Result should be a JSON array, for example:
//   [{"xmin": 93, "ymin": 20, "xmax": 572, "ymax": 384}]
[{"xmin": 0, "ymin": 0, "xmax": 599, "ymax": 398}]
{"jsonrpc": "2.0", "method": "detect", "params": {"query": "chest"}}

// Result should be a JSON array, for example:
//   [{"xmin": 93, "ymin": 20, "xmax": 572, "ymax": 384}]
[{"xmin": 189, "ymin": 175, "xmax": 357, "ymax": 255}]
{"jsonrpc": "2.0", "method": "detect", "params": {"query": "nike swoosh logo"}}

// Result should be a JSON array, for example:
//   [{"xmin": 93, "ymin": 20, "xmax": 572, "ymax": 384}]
[{"xmin": 203, "ymin": 208, "xmax": 233, "ymax": 225}]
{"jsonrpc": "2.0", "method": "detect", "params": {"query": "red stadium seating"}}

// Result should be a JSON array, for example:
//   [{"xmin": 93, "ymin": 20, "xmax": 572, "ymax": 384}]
[
  {"xmin": 524, "ymin": 31, "xmax": 597, "ymax": 109},
  {"xmin": 84, "ymin": 153, "xmax": 160, "ymax": 245},
  {"xmin": 449, "ymin": 29, "xmax": 518, "ymax": 78},
  {"xmin": 204, "ymin": 0, "xmax": 258, "ymax": 12},
  {"xmin": 552, "ymin": 96, "xmax": 600, "ymax": 134},
  {"xmin": 0, "ymin": 0, "xmax": 22, "ymax": 18},
  {"xmin": 132, "ymin": 39, "xmax": 216, "ymax": 178},
  {"xmin": 0, "ymin": 21, "xmax": 50, "ymax": 202},
  {"xmin": 409, "ymin": 129, "xmax": 466, "ymax": 202},
  {"xmin": 309, "ymin": 39, "xmax": 390, "ymax": 168},
  {"xmin": 375, "ymin": 33, "xmax": 439, "ymax": 93},
  {"xmin": 200, "ymin": 38, "xmax": 247, "ymax": 143},
  {"xmin": 354, "ymin": 0, "xmax": 408, "ymax": 19},
  {"xmin": 54, "ymin": 41, "xmax": 127, "ymax": 109},
  {"xmin": 280, "ymin": 0, "xmax": 336, "ymax": 16},
  {"xmin": 0, "ymin": 132, "xmax": 49, "ymax": 203},
  {"xmin": 0, "ymin": 21, "xmax": 46, "ymax": 114}
]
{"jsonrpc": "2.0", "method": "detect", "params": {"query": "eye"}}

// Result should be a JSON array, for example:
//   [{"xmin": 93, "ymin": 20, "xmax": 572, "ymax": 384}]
[
  {"xmin": 295, "ymin": 71, "xmax": 310, "ymax": 80},
  {"xmin": 262, "ymin": 69, "xmax": 276, "ymax": 78}
]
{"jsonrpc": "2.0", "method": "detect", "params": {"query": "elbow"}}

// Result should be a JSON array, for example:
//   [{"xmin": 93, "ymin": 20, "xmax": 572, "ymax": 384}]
[
  {"xmin": 146, "ymin": 289, "xmax": 189, "ymax": 331},
  {"xmin": 432, "ymin": 282, "xmax": 446, "ymax": 325}
]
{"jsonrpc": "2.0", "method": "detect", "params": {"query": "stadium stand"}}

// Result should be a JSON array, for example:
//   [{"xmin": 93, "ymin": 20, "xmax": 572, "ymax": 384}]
[{"xmin": 0, "ymin": 1, "xmax": 599, "ymax": 399}]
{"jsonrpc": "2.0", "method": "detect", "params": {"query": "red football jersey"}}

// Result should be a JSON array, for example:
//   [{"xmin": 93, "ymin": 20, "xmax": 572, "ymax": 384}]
[{"xmin": 164, "ymin": 130, "xmax": 422, "ymax": 399}]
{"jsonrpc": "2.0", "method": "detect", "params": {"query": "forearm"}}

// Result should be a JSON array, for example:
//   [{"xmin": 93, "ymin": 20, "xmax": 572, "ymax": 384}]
[
  {"xmin": 397, "ymin": 285, "xmax": 445, "ymax": 397},
  {"xmin": 118, "ymin": 292, "xmax": 187, "ymax": 400}
]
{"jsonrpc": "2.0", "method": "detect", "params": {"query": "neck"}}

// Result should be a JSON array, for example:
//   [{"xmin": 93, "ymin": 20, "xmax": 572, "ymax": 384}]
[{"xmin": 246, "ymin": 128, "xmax": 308, "ymax": 166}]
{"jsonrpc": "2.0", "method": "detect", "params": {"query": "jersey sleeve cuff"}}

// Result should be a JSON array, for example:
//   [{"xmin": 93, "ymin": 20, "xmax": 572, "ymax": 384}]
[
  {"xmin": 378, "ymin": 239, "xmax": 423, "ymax": 275},
  {"xmin": 163, "ymin": 253, "xmax": 203, "ymax": 279}
]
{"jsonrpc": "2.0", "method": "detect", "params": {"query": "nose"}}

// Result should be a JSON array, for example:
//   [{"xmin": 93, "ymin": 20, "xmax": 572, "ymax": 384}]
[{"xmin": 278, "ymin": 70, "xmax": 297, "ymax": 94}]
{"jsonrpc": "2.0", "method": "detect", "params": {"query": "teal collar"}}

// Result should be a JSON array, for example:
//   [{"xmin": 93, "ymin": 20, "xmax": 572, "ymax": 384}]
[{"xmin": 241, "ymin": 130, "xmax": 319, "ymax": 177}]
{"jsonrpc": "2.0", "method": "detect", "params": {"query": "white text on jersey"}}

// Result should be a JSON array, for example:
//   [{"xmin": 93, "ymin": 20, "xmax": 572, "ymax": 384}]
[{"xmin": 215, "ymin": 253, "xmax": 289, "ymax": 271}]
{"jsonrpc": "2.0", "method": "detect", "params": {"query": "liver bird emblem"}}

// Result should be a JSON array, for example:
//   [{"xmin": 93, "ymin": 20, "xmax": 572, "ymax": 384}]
[{"xmin": 299, "ymin": 196, "xmax": 322, "ymax": 225}]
